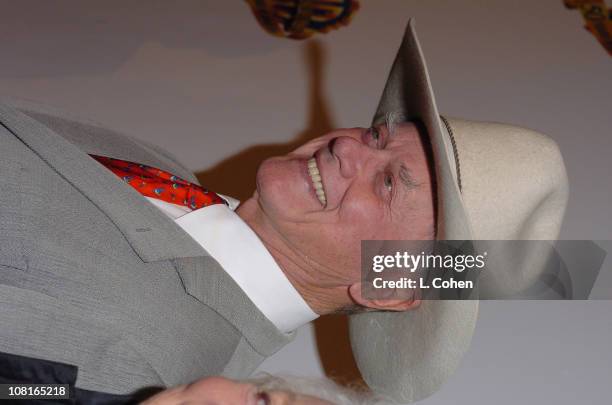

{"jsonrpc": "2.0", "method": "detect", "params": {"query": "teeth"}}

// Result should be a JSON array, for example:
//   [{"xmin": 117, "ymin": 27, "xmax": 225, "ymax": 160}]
[{"xmin": 307, "ymin": 157, "xmax": 327, "ymax": 205}]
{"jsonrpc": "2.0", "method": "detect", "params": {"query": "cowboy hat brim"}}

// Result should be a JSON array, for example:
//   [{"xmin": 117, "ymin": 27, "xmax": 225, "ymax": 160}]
[{"xmin": 349, "ymin": 19, "xmax": 477, "ymax": 403}]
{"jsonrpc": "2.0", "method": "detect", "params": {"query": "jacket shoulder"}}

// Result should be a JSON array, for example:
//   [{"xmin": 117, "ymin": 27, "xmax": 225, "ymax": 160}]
[{"xmin": 4, "ymin": 98, "xmax": 198, "ymax": 184}]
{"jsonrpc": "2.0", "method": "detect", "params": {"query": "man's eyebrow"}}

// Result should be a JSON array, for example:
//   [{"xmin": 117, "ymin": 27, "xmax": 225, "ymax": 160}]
[
  {"xmin": 384, "ymin": 112, "xmax": 398, "ymax": 138},
  {"xmin": 399, "ymin": 165, "xmax": 419, "ymax": 190}
]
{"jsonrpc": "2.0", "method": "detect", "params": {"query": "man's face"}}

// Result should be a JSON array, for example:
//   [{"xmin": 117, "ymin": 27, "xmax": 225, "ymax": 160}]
[{"xmin": 253, "ymin": 121, "xmax": 436, "ymax": 286}]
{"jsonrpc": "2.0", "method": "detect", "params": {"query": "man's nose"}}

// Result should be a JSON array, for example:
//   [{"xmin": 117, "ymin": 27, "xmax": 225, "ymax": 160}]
[{"xmin": 330, "ymin": 135, "xmax": 368, "ymax": 178}]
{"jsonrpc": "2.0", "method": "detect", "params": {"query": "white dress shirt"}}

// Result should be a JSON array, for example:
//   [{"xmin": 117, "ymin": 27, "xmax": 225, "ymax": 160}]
[{"xmin": 146, "ymin": 196, "xmax": 319, "ymax": 333}]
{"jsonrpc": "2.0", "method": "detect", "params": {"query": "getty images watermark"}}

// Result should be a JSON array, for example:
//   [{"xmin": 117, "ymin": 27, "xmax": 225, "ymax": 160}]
[
  {"xmin": 361, "ymin": 240, "xmax": 611, "ymax": 300},
  {"xmin": 371, "ymin": 249, "xmax": 487, "ymax": 290}
]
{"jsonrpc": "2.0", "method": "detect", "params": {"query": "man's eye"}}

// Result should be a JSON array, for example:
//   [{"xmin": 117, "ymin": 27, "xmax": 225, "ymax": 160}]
[
  {"xmin": 367, "ymin": 127, "xmax": 383, "ymax": 148},
  {"xmin": 384, "ymin": 174, "xmax": 393, "ymax": 193}
]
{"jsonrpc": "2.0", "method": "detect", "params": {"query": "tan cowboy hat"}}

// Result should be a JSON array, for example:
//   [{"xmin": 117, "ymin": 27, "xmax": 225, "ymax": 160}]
[{"xmin": 349, "ymin": 19, "xmax": 569, "ymax": 403}]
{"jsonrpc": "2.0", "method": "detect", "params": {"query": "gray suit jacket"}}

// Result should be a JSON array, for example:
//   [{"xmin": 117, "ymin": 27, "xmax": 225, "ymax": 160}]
[{"xmin": 0, "ymin": 102, "xmax": 293, "ymax": 395}]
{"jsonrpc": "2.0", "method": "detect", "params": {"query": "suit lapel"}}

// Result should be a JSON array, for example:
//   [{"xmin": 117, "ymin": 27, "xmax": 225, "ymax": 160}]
[
  {"xmin": 172, "ymin": 257, "xmax": 294, "ymax": 357},
  {"xmin": 0, "ymin": 103, "xmax": 205, "ymax": 263}
]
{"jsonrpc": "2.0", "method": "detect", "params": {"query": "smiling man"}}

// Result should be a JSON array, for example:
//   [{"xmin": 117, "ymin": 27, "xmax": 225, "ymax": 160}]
[
  {"xmin": 0, "ymin": 20, "xmax": 568, "ymax": 404},
  {"xmin": 237, "ymin": 120, "xmax": 434, "ymax": 315}
]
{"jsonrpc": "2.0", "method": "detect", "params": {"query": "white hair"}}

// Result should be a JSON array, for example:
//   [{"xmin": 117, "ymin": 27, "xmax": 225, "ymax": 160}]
[
  {"xmin": 384, "ymin": 111, "xmax": 408, "ymax": 138},
  {"xmin": 249, "ymin": 374, "xmax": 395, "ymax": 405}
]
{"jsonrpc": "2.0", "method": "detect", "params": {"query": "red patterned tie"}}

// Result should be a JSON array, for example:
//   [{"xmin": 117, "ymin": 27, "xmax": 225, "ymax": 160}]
[{"xmin": 90, "ymin": 155, "xmax": 227, "ymax": 210}]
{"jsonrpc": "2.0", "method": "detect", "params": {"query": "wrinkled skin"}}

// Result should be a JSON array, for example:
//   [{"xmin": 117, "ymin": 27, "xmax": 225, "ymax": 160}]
[{"xmin": 237, "ymin": 122, "xmax": 435, "ymax": 312}]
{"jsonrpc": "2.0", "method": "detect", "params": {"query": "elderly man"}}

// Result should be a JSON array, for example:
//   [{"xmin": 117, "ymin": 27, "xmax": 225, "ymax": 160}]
[{"xmin": 0, "ymin": 20, "xmax": 567, "ymax": 404}]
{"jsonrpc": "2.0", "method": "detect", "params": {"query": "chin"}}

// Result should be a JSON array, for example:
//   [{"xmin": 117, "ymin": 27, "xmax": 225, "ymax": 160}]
[{"xmin": 255, "ymin": 157, "xmax": 307, "ymax": 220}]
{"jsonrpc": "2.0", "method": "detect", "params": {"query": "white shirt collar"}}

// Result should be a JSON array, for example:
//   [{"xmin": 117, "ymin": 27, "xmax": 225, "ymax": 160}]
[{"xmin": 146, "ymin": 197, "xmax": 319, "ymax": 333}]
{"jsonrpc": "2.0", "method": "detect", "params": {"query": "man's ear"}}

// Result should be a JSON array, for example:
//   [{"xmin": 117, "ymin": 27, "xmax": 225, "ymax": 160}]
[{"xmin": 348, "ymin": 282, "xmax": 421, "ymax": 312}]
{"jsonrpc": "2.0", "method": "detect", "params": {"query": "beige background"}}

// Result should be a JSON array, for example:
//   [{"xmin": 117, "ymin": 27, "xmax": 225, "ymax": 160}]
[{"xmin": 1, "ymin": 1, "xmax": 611, "ymax": 403}]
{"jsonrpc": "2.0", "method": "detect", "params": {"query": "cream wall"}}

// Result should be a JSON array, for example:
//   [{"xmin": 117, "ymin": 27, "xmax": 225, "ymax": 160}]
[{"xmin": 1, "ymin": 1, "xmax": 611, "ymax": 403}]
